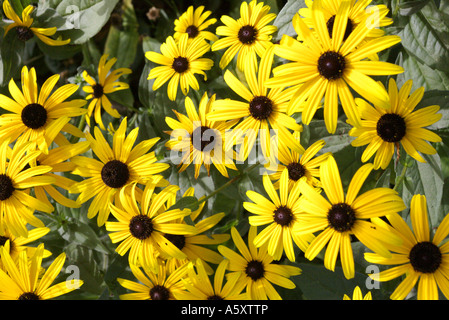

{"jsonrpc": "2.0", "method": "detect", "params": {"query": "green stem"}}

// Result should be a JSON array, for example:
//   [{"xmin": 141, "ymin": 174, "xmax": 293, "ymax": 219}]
[
  {"xmin": 393, "ymin": 163, "xmax": 408, "ymax": 191},
  {"xmin": 197, "ymin": 162, "xmax": 261, "ymax": 205}
]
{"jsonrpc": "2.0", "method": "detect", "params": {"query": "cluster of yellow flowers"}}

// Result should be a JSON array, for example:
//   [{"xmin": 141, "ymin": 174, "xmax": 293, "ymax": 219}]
[{"xmin": 0, "ymin": 0, "xmax": 446, "ymax": 301}]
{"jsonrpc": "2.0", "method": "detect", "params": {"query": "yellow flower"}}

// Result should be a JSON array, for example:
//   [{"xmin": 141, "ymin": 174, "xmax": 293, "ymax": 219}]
[
  {"xmin": 146, "ymin": 33, "xmax": 214, "ymax": 101},
  {"xmin": 295, "ymin": 156, "xmax": 406, "ymax": 279},
  {"xmin": 349, "ymin": 79, "xmax": 442, "ymax": 170},
  {"xmin": 82, "ymin": 54, "xmax": 132, "ymax": 130},
  {"xmin": 366, "ymin": 195, "xmax": 449, "ymax": 300},
  {"xmin": 0, "ymin": 244, "xmax": 83, "ymax": 300},
  {"xmin": 343, "ymin": 286, "xmax": 372, "ymax": 300},
  {"xmin": 165, "ymin": 92, "xmax": 238, "ymax": 179},
  {"xmin": 0, "ymin": 227, "xmax": 51, "ymax": 262},
  {"xmin": 174, "ymin": 6, "xmax": 218, "ymax": 42},
  {"xmin": 0, "ymin": 66, "xmax": 86, "ymax": 153},
  {"xmin": 69, "ymin": 117, "xmax": 169, "ymax": 226},
  {"xmin": 212, "ymin": 0, "xmax": 277, "ymax": 71},
  {"xmin": 265, "ymin": 0, "xmax": 403, "ymax": 134},
  {"xmin": 2, "ymin": 0, "xmax": 70, "ymax": 46}
]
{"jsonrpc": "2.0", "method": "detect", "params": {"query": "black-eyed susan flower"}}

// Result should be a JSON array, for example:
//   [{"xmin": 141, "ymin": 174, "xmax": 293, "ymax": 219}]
[
  {"xmin": 165, "ymin": 93, "xmax": 238, "ymax": 179},
  {"xmin": 365, "ymin": 195, "xmax": 449, "ymax": 300},
  {"xmin": 349, "ymin": 79, "xmax": 442, "ymax": 170},
  {"xmin": 174, "ymin": 6, "xmax": 218, "ymax": 42},
  {"xmin": 207, "ymin": 46, "xmax": 302, "ymax": 162},
  {"xmin": 343, "ymin": 286, "xmax": 372, "ymax": 300},
  {"xmin": 105, "ymin": 181, "xmax": 197, "ymax": 273},
  {"xmin": 162, "ymin": 188, "xmax": 230, "ymax": 275},
  {"xmin": 118, "ymin": 261, "xmax": 188, "ymax": 300},
  {"xmin": 0, "ymin": 226, "xmax": 51, "ymax": 261},
  {"xmin": 174, "ymin": 258, "xmax": 247, "ymax": 300},
  {"xmin": 2, "ymin": 0, "xmax": 70, "ymax": 46},
  {"xmin": 146, "ymin": 33, "xmax": 214, "ymax": 101},
  {"xmin": 295, "ymin": 156, "xmax": 406, "ymax": 279},
  {"xmin": 244, "ymin": 169, "xmax": 315, "ymax": 262},
  {"xmin": 0, "ymin": 66, "xmax": 86, "ymax": 153},
  {"xmin": 0, "ymin": 244, "xmax": 83, "ymax": 300},
  {"xmin": 212, "ymin": 0, "xmax": 277, "ymax": 71},
  {"xmin": 265, "ymin": 133, "xmax": 331, "ymax": 189},
  {"xmin": 69, "ymin": 117, "xmax": 169, "ymax": 226},
  {"xmin": 265, "ymin": 0, "xmax": 403, "ymax": 134},
  {"xmin": 218, "ymin": 226, "xmax": 301, "ymax": 300},
  {"xmin": 0, "ymin": 139, "xmax": 54, "ymax": 238},
  {"xmin": 82, "ymin": 54, "xmax": 132, "ymax": 130}
]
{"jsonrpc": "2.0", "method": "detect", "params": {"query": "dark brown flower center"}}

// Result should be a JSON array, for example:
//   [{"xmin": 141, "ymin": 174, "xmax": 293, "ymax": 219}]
[
  {"xmin": 238, "ymin": 25, "xmax": 257, "ymax": 44},
  {"xmin": 376, "ymin": 113, "xmax": 406, "ymax": 143},
  {"xmin": 150, "ymin": 285, "xmax": 170, "ymax": 300},
  {"xmin": 18, "ymin": 292, "xmax": 40, "ymax": 300},
  {"xmin": 0, "ymin": 174, "xmax": 14, "ymax": 201},
  {"xmin": 287, "ymin": 162, "xmax": 306, "ymax": 181},
  {"xmin": 191, "ymin": 126, "xmax": 217, "ymax": 152},
  {"xmin": 273, "ymin": 205, "xmax": 293, "ymax": 226},
  {"xmin": 92, "ymin": 84, "xmax": 104, "ymax": 99},
  {"xmin": 327, "ymin": 203, "xmax": 356, "ymax": 232},
  {"xmin": 164, "ymin": 234, "xmax": 186, "ymax": 250},
  {"xmin": 409, "ymin": 241, "xmax": 442, "ymax": 274},
  {"xmin": 16, "ymin": 26, "xmax": 34, "ymax": 41},
  {"xmin": 21, "ymin": 103, "xmax": 48, "ymax": 129},
  {"xmin": 249, "ymin": 96, "xmax": 272, "ymax": 120},
  {"xmin": 172, "ymin": 56, "xmax": 189, "ymax": 73},
  {"xmin": 318, "ymin": 51, "xmax": 346, "ymax": 80},
  {"xmin": 185, "ymin": 25, "xmax": 199, "ymax": 38},
  {"xmin": 101, "ymin": 160, "xmax": 129, "ymax": 189},
  {"xmin": 207, "ymin": 294, "xmax": 224, "ymax": 300},
  {"xmin": 245, "ymin": 260, "xmax": 265, "ymax": 281},
  {"xmin": 129, "ymin": 215, "xmax": 154, "ymax": 240},
  {"xmin": 326, "ymin": 15, "xmax": 354, "ymax": 41}
]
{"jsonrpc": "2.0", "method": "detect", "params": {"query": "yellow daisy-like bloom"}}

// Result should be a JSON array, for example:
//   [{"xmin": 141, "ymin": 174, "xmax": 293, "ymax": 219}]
[
  {"xmin": 365, "ymin": 195, "xmax": 449, "ymax": 300},
  {"xmin": 0, "ymin": 140, "xmax": 54, "ymax": 238},
  {"xmin": 295, "ymin": 156, "xmax": 406, "ymax": 279},
  {"xmin": 0, "ymin": 66, "xmax": 86, "ymax": 153},
  {"xmin": 349, "ymin": 79, "xmax": 442, "ymax": 170},
  {"xmin": 146, "ymin": 33, "xmax": 214, "ymax": 101},
  {"xmin": 218, "ymin": 226, "xmax": 301, "ymax": 300},
  {"xmin": 105, "ymin": 180, "xmax": 197, "ymax": 273},
  {"xmin": 265, "ymin": 134, "xmax": 331, "ymax": 189},
  {"xmin": 174, "ymin": 6, "xmax": 218, "ymax": 42},
  {"xmin": 2, "ymin": 0, "xmax": 70, "ymax": 46},
  {"xmin": 244, "ymin": 168, "xmax": 315, "ymax": 262},
  {"xmin": 211, "ymin": 0, "xmax": 277, "ymax": 71},
  {"xmin": 343, "ymin": 286, "xmax": 372, "ymax": 300},
  {"xmin": 82, "ymin": 54, "xmax": 132, "ymax": 131},
  {"xmin": 69, "ymin": 117, "xmax": 169, "ymax": 226},
  {"xmin": 207, "ymin": 46, "xmax": 302, "ymax": 162},
  {"xmin": 118, "ymin": 261, "xmax": 187, "ymax": 300},
  {"xmin": 165, "ymin": 93, "xmax": 238, "ymax": 179},
  {"xmin": 174, "ymin": 259, "xmax": 247, "ymax": 300},
  {"xmin": 162, "ymin": 188, "xmax": 230, "ymax": 275},
  {"xmin": 265, "ymin": 0, "xmax": 403, "ymax": 134},
  {"xmin": 0, "ymin": 244, "xmax": 83, "ymax": 300},
  {"xmin": 0, "ymin": 227, "xmax": 51, "ymax": 261}
]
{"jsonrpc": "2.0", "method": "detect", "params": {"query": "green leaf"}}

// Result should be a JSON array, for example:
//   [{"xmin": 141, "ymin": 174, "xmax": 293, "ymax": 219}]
[
  {"xmin": 272, "ymin": 0, "xmax": 306, "ymax": 41},
  {"xmin": 59, "ymin": 222, "xmax": 112, "ymax": 255},
  {"xmin": 0, "ymin": 30, "xmax": 25, "ymax": 86},
  {"xmin": 170, "ymin": 196, "xmax": 200, "ymax": 212},
  {"xmin": 398, "ymin": 0, "xmax": 431, "ymax": 16}
]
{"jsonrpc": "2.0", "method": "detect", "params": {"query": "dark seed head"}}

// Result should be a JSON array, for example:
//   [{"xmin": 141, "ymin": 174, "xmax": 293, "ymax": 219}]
[
  {"xmin": 92, "ymin": 84, "xmax": 104, "ymax": 99},
  {"xmin": 318, "ymin": 51, "xmax": 346, "ymax": 80},
  {"xmin": 21, "ymin": 103, "xmax": 48, "ymax": 129},
  {"xmin": 164, "ymin": 234, "xmax": 186, "ymax": 250},
  {"xmin": 172, "ymin": 56, "xmax": 189, "ymax": 73},
  {"xmin": 245, "ymin": 260, "xmax": 265, "ymax": 281},
  {"xmin": 150, "ymin": 285, "xmax": 170, "ymax": 300},
  {"xmin": 16, "ymin": 26, "xmax": 34, "ymax": 41},
  {"xmin": 273, "ymin": 205, "xmax": 293, "ymax": 227},
  {"xmin": 327, "ymin": 203, "xmax": 356, "ymax": 232},
  {"xmin": 0, "ymin": 174, "xmax": 14, "ymax": 201},
  {"xmin": 326, "ymin": 15, "xmax": 354, "ymax": 41},
  {"xmin": 286, "ymin": 162, "xmax": 306, "ymax": 181},
  {"xmin": 207, "ymin": 294, "xmax": 224, "ymax": 300},
  {"xmin": 376, "ymin": 113, "xmax": 406, "ymax": 143},
  {"xmin": 191, "ymin": 126, "xmax": 217, "ymax": 152},
  {"xmin": 129, "ymin": 215, "xmax": 154, "ymax": 240},
  {"xmin": 238, "ymin": 25, "xmax": 257, "ymax": 44},
  {"xmin": 101, "ymin": 160, "xmax": 130, "ymax": 189},
  {"xmin": 249, "ymin": 96, "xmax": 273, "ymax": 120},
  {"xmin": 409, "ymin": 241, "xmax": 442, "ymax": 274},
  {"xmin": 18, "ymin": 292, "xmax": 40, "ymax": 300},
  {"xmin": 185, "ymin": 25, "xmax": 199, "ymax": 38}
]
